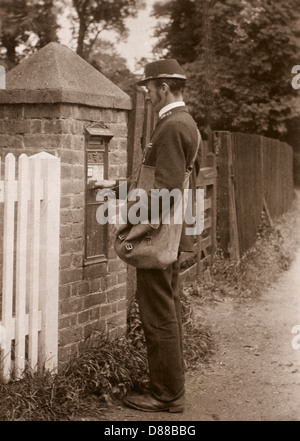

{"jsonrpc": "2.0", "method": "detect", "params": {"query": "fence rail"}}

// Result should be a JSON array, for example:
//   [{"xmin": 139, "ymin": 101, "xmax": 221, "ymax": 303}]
[{"xmin": 0, "ymin": 152, "xmax": 60, "ymax": 382}]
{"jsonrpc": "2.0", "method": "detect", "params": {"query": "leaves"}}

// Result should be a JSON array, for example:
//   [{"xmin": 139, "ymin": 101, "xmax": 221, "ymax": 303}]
[{"xmin": 152, "ymin": 0, "xmax": 300, "ymax": 138}]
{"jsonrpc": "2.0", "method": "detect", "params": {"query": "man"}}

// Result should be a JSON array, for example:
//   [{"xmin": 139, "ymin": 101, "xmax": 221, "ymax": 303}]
[{"xmin": 111, "ymin": 59, "xmax": 201, "ymax": 412}]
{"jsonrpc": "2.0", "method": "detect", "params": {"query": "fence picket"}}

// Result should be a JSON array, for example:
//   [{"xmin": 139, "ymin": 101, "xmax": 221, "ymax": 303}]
[
  {"xmin": 1, "ymin": 152, "xmax": 60, "ymax": 382},
  {"xmin": 36, "ymin": 152, "xmax": 60, "ymax": 373},
  {"xmin": 15, "ymin": 154, "xmax": 30, "ymax": 378},
  {"xmin": 1, "ymin": 154, "xmax": 16, "ymax": 381},
  {"xmin": 27, "ymin": 155, "xmax": 41, "ymax": 370}
]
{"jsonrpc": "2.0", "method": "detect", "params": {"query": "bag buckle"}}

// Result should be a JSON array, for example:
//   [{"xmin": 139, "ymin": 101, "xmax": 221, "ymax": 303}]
[
  {"xmin": 118, "ymin": 234, "xmax": 125, "ymax": 241},
  {"xmin": 125, "ymin": 243, "xmax": 133, "ymax": 252}
]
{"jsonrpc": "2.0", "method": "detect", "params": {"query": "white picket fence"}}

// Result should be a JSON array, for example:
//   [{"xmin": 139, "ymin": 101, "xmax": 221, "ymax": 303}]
[{"xmin": 0, "ymin": 152, "xmax": 60, "ymax": 382}]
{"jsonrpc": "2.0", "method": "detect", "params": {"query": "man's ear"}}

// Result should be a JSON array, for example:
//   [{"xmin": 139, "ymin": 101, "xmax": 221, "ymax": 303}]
[{"xmin": 161, "ymin": 82, "xmax": 169, "ymax": 93}]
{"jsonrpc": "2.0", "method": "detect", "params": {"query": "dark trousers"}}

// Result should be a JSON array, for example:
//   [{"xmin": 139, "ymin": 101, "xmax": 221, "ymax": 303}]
[{"xmin": 136, "ymin": 257, "xmax": 185, "ymax": 402}]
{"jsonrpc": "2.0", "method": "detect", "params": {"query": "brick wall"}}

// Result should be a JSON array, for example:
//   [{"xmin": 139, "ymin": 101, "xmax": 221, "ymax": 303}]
[{"xmin": 0, "ymin": 102, "xmax": 129, "ymax": 363}]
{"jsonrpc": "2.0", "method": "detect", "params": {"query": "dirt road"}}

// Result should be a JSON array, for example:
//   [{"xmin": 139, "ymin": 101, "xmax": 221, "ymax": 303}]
[{"xmin": 98, "ymin": 235, "xmax": 300, "ymax": 422}]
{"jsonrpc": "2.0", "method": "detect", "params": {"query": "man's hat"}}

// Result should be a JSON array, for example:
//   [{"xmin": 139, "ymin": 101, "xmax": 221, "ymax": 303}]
[{"xmin": 137, "ymin": 59, "xmax": 187, "ymax": 85}]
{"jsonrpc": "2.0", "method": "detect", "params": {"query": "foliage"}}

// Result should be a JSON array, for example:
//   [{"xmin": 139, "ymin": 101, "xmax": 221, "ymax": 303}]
[
  {"xmin": 88, "ymin": 38, "xmax": 139, "ymax": 92},
  {"xmin": 71, "ymin": 0, "xmax": 145, "ymax": 58},
  {"xmin": 0, "ymin": 0, "xmax": 59, "ymax": 69},
  {"xmin": 152, "ymin": 0, "xmax": 300, "ymax": 138}
]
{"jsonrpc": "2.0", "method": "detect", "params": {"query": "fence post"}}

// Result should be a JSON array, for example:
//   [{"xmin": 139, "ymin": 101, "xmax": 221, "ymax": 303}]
[
  {"xmin": 215, "ymin": 131, "xmax": 240, "ymax": 261},
  {"xmin": 34, "ymin": 152, "xmax": 60, "ymax": 373}
]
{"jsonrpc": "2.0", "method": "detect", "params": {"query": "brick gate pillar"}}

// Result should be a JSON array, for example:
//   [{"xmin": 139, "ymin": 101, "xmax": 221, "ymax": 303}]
[{"xmin": 0, "ymin": 42, "xmax": 132, "ymax": 363}]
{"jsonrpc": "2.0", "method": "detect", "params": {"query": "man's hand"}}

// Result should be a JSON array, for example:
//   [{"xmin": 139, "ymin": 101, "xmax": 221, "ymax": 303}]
[{"xmin": 109, "ymin": 214, "xmax": 128, "ymax": 238}]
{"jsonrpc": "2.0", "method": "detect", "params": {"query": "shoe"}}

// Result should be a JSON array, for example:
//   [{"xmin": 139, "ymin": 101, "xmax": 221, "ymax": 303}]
[{"xmin": 123, "ymin": 393, "xmax": 184, "ymax": 413}]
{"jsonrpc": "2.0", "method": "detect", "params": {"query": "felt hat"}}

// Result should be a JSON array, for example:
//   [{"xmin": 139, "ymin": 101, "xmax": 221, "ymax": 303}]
[{"xmin": 137, "ymin": 59, "xmax": 187, "ymax": 85}]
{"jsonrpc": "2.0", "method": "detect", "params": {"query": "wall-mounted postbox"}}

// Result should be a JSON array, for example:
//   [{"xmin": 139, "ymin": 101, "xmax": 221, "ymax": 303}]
[{"xmin": 85, "ymin": 122, "xmax": 114, "ymax": 264}]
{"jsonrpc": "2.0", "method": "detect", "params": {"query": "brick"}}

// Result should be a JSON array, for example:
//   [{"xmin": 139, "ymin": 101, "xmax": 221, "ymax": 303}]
[
  {"xmin": 60, "ymin": 238, "xmax": 84, "ymax": 255},
  {"xmin": 72, "ymin": 193, "xmax": 84, "ymax": 208},
  {"xmin": 88, "ymin": 278, "xmax": 101, "ymax": 293},
  {"xmin": 89, "ymin": 306, "xmax": 101, "ymax": 321},
  {"xmin": 3, "ymin": 105, "xmax": 24, "ymax": 119},
  {"xmin": 78, "ymin": 310, "xmax": 90, "ymax": 325},
  {"xmin": 59, "ymin": 284, "xmax": 72, "ymax": 300},
  {"xmin": 59, "ymin": 104, "xmax": 80, "ymax": 120},
  {"xmin": 84, "ymin": 292, "xmax": 107, "ymax": 309},
  {"xmin": 59, "ymin": 254, "xmax": 73, "ymax": 269},
  {"xmin": 73, "ymin": 120, "xmax": 85, "ymax": 134},
  {"xmin": 100, "ymin": 303, "xmax": 112, "ymax": 317},
  {"xmin": 108, "ymin": 259, "xmax": 126, "ymax": 273},
  {"xmin": 60, "ymin": 224, "xmax": 72, "ymax": 239},
  {"xmin": 43, "ymin": 119, "xmax": 72, "ymax": 134},
  {"xmin": 60, "ymin": 267, "xmax": 83, "ymax": 284},
  {"xmin": 61, "ymin": 165, "xmax": 72, "ymax": 180},
  {"xmin": 71, "ymin": 135, "xmax": 85, "ymax": 150},
  {"xmin": 59, "ymin": 326, "xmax": 83, "ymax": 347},
  {"xmin": 106, "ymin": 274, "xmax": 118, "ymax": 288},
  {"xmin": 59, "ymin": 314, "xmax": 76, "ymax": 329},
  {"xmin": 83, "ymin": 321, "xmax": 105, "ymax": 339},
  {"xmin": 60, "ymin": 149, "xmax": 73, "ymax": 164},
  {"xmin": 108, "ymin": 151, "xmax": 127, "ymax": 165},
  {"xmin": 71, "ymin": 208, "xmax": 84, "ymax": 223},
  {"xmin": 71, "ymin": 253, "xmax": 84, "ymax": 268},
  {"xmin": 117, "ymin": 298, "xmax": 127, "ymax": 312},
  {"xmin": 78, "ymin": 106, "xmax": 104, "ymax": 122},
  {"xmin": 60, "ymin": 195, "xmax": 71, "ymax": 209},
  {"xmin": 108, "ymin": 164, "xmax": 127, "ymax": 180},
  {"xmin": 117, "ymin": 272, "xmax": 127, "ymax": 285},
  {"xmin": 30, "ymin": 119, "xmax": 43, "ymax": 134},
  {"xmin": 72, "ymin": 164, "xmax": 84, "ymax": 179},
  {"xmin": 106, "ymin": 123, "xmax": 128, "ymax": 138},
  {"xmin": 24, "ymin": 103, "xmax": 61, "ymax": 119},
  {"xmin": 0, "ymin": 134, "xmax": 10, "ymax": 147},
  {"xmin": 58, "ymin": 345, "xmax": 72, "ymax": 365},
  {"xmin": 83, "ymin": 261, "xmax": 108, "ymax": 279},
  {"xmin": 60, "ymin": 297, "xmax": 84, "ymax": 315},
  {"xmin": 111, "ymin": 310, "xmax": 126, "ymax": 327},
  {"xmin": 60, "ymin": 209, "xmax": 73, "ymax": 224},
  {"xmin": 107, "ymin": 285, "xmax": 126, "ymax": 302}
]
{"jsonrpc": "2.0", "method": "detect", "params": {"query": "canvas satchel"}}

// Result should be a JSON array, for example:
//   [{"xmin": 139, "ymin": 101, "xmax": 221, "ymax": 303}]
[{"xmin": 113, "ymin": 132, "xmax": 201, "ymax": 269}]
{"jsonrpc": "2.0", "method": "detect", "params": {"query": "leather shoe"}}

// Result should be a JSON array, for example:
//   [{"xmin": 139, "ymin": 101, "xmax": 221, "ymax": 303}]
[{"xmin": 123, "ymin": 393, "xmax": 184, "ymax": 413}]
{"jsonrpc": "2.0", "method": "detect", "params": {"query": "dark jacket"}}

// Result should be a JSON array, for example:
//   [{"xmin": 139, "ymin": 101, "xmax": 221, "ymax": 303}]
[{"xmin": 144, "ymin": 105, "xmax": 201, "ymax": 252}]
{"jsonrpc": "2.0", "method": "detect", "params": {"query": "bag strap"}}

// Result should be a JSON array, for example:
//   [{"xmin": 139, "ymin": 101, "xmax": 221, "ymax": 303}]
[{"xmin": 186, "ymin": 129, "xmax": 202, "ymax": 175}]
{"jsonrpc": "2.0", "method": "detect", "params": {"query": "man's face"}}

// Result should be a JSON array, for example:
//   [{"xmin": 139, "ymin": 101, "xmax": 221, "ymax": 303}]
[{"xmin": 145, "ymin": 80, "xmax": 166, "ymax": 113}]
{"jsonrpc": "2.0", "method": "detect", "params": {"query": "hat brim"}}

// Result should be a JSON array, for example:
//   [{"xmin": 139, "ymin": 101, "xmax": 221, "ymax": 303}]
[{"xmin": 137, "ymin": 73, "xmax": 187, "ymax": 86}]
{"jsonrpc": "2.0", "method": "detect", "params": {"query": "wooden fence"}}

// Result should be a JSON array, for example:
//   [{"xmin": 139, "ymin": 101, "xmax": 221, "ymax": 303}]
[
  {"xmin": 0, "ymin": 152, "xmax": 60, "ymax": 382},
  {"xmin": 216, "ymin": 131, "xmax": 294, "ymax": 259}
]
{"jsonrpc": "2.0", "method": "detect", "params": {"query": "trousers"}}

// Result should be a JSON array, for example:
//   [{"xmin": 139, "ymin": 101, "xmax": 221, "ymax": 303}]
[{"xmin": 136, "ymin": 257, "xmax": 185, "ymax": 402}]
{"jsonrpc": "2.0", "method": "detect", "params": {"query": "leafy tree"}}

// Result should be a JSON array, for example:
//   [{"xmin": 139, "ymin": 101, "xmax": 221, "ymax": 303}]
[
  {"xmin": 88, "ymin": 38, "xmax": 139, "ymax": 92},
  {"xmin": 152, "ymin": 0, "xmax": 300, "ymax": 139},
  {"xmin": 72, "ymin": 0, "xmax": 146, "ymax": 59},
  {"xmin": 0, "ymin": 0, "xmax": 59, "ymax": 69}
]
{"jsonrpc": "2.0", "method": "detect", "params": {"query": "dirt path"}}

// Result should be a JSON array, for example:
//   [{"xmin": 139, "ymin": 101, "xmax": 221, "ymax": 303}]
[{"xmin": 97, "ymin": 202, "xmax": 300, "ymax": 422}]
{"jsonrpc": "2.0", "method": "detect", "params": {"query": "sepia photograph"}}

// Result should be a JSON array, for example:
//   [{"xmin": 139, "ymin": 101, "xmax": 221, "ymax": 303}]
[{"xmin": 0, "ymin": 0, "xmax": 299, "ymax": 425}]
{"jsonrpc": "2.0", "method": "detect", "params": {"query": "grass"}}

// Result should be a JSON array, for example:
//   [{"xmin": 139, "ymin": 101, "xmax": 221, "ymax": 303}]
[
  {"xmin": 0, "ymin": 193, "xmax": 298, "ymax": 420},
  {"xmin": 185, "ymin": 192, "xmax": 300, "ymax": 304}
]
